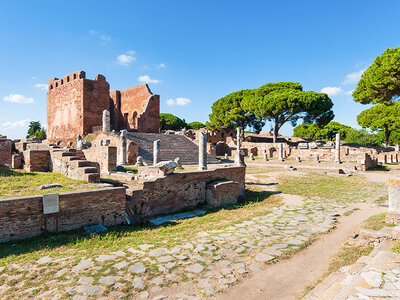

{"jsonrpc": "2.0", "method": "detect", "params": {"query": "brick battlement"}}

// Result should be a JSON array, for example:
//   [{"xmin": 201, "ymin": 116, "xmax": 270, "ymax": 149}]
[{"xmin": 48, "ymin": 71, "xmax": 107, "ymax": 92}]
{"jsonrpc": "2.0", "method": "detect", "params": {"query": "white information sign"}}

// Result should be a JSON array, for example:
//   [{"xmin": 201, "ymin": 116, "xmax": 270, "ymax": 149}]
[{"xmin": 43, "ymin": 194, "xmax": 59, "ymax": 214}]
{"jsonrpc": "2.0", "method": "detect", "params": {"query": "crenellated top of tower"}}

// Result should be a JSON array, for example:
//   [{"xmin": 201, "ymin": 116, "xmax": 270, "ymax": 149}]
[{"xmin": 47, "ymin": 71, "xmax": 107, "ymax": 91}]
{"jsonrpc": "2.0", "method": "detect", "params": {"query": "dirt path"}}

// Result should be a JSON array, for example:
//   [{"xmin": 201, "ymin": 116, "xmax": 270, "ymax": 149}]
[{"xmin": 216, "ymin": 203, "xmax": 386, "ymax": 300}]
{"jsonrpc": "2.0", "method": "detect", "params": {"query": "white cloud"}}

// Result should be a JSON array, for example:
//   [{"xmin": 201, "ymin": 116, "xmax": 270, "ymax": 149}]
[
  {"xmin": 117, "ymin": 53, "xmax": 136, "ymax": 66},
  {"xmin": 3, "ymin": 94, "xmax": 35, "ymax": 104},
  {"xmin": 0, "ymin": 119, "xmax": 30, "ymax": 129},
  {"xmin": 166, "ymin": 97, "xmax": 191, "ymax": 106},
  {"xmin": 100, "ymin": 35, "xmax": 111, "ymax": 44},
  {"xmin": 90, "ymin": 30, "xmax": 111, "ymax": 45},
  {"xmin": 342, "ymin": 69, "xmax": 366, "ymax": 85},
  {"xmin": 158, "ymin": 63, "xmax": 166, "ymax": 68},
  {"xmin": 126, "ymin": 50, "xmax": 135, "ymax": 55},
  {"xmin": 345, "ymin": 89, "xmax": 354, "ymax": 96},
  {"xmin": 320, "ymin": 86, "xmax": 344, "ymax": 96},
  {"xmin": 35, "ymin": 83, "xmax": 47, "ymax": 91},
  {"xmin": 138, "ymin": 75, "xmax": 162, "ymax": 84}
]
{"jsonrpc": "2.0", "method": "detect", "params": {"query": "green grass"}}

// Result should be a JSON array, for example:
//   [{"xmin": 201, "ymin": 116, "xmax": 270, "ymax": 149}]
[
  {"xmin": 361, "ymin": 213, "xmax": 395, "ymax": 231},
  {"xmin": 277, "ymin": 172, "xmax": 385, "ymax": 202},
  {"xmin": 0, "ymin": 188, "xmax": 281, "ymax": 266},
  {"xmin": 391, "ymin": 242, "xmax": 400, "ymax": 254},
  {"xmin": 0, "ymin": 166, "xmax": 98, "ymax": 199}
]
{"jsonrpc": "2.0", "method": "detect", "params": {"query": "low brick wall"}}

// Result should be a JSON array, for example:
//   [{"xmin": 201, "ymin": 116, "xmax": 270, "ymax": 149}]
[
  {"xmin": 0, "ymin": 187, "xmax": 126, "ymax": 242},
  {"xmin": 127, "ymin": 166, "xmax": 245, "ymax": 222},
  {"xmin": 23, "ymin": 150, "xmax": 50, "ymax": 172}
]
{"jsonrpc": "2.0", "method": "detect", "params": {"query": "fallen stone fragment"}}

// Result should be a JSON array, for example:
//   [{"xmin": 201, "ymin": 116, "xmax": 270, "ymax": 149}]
[
  {"xmin": 186, "ymin": 263, "xmax": 205, "ymax": 273},
  {"xmin": 129, "ymin": 263, "xmax": 146, "ymax": 274},
  {"xmin": 36, "ymin": 256, "xmax": 52, "ymax": 265},
  {"xmin": 255, "ymin": 253, "xmax": 274, "ymax": 262}
]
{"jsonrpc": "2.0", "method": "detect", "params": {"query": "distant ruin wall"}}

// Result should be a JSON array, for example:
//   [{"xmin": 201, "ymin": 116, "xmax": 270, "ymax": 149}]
[
  {"xmin": 110, "ymin": 84, "xmax": 159, "ymax": 133},
  {"xmin": 0, "ymin": 187, "xmax": 126, "ymax": 242},
  {"xmin": 0, "ymin": 139, "xmax": 12, "ymax": 165},
  {"xmin": 127, "ymin": 166, "xmax": 245, "ymax": 221},
  {"xmin": 23, "ymin": 150, "xmax": 50, "ymax": 172}
]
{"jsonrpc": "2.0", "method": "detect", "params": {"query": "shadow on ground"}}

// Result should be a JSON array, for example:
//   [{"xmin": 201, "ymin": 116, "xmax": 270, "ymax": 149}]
[{"xmin": 0, "ymin": 189, "xmax": 277, "ymax": 260}]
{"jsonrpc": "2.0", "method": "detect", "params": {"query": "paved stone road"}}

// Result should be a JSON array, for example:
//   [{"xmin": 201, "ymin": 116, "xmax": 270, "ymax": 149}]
[
  {"xmin": 0, "ymin": 172, "xmax": 386, "ymax": 300},
  {"xmin": 305, "ymin": 240, "xmax": 400, "ymax": 299}
]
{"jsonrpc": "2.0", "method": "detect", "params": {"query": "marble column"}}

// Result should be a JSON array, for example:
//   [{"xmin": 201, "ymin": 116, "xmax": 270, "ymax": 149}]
[
  {"xmin": 234, "ymin": 127, "xmax": 245, "ymax": 166},
  {"xmin": 102, "ymin": 110, "xmax": 111, "ymax": 133},
  {"xmin": 198, "ymin": 132, "xmax": 207, "ymax": 170},
  {"xmin": 119, "ymin": 130, "xmax": 128, "ymax": 165},
  {"xmin": 335, "ymin": 132, "xmax": 341, "ymax": 163},
  {"xmin": 153, "ymin": 140, "xmax": 160, "ymax": 166},
  {"xmin": 278, "ymin": 143, "xmax": 284, "ymax": 161}
]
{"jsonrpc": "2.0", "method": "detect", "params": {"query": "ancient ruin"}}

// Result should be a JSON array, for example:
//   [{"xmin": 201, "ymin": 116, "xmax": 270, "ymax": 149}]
[{"xmin": 47, "ymin": 71, "xmax": 160, "ymax": 145}]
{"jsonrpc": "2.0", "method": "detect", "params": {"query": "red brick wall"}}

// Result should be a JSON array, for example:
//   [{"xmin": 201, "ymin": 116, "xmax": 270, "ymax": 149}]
[
  {"xmin": 83, "ymin": 145, "xmax": 117, "ymax": 174},
  {"xmin": 23, "ymin": 150, "xmax": 50, "ymax": 172},
  {"xmin": 0, "ymin": 187, "xmax": 126, "ymax": 242},
  {"xmin": 0, "ymin": 139, "xmax": 12, "ymax": 165},
  {"xmin": 127, "ymin": 167, "xmax": 245, "ymax": 221},
  {"xmin": 47, "ymin": 71, "xmax": 110, "ymax": 143},
  {"xmin": 110, "ymin": 84, "xmax": 159, "ymax": 133}
]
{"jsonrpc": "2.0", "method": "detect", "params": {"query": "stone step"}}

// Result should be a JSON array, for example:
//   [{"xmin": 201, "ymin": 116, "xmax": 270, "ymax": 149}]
[
  {"xmin": 80, "ymin": 167, "xmax": 98, "ymax": 174},
  {"xmin": 126, "ymin": 132, "xmax": 220, "ymax": 165},
  {"xmin": 84, "ymin": 173, "xmax": 100, "ymax": 183},
  {"xmin": 61, "ymin": 152, "xmax": 75, "ymax": 157},
  {"xmin": 71, "ymin": 160, "xmax": 92, "ymax": 167},
  {"xmin": 67, "ymin": 156, "xmax": 81, "ymax": 161}
]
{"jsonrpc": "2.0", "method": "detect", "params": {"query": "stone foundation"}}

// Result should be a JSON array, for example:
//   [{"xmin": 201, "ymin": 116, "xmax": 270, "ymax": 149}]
[
  {"xmin": 0, "ymin": 187, "xmax": 126, "ymax": 242},
  {"xmin": 206, "ymin": 180, "xmax": 240, "ymax": 207},
  {"xmin": 126, "ymin": 166, "xmax": 245, "ymax": 222}
]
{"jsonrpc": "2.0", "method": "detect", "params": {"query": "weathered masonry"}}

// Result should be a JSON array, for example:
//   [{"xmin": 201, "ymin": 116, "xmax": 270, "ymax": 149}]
[{"xmin": 47, "ymin": 71, "xmax": 160, "ymax": 144}]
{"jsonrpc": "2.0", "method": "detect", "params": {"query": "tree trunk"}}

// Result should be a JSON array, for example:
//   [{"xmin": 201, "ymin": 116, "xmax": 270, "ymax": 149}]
[
  {"xmin": 273, "ymin": 125, "xmax": 279, "ymax": 144},
  {"xmin": 385, "ymin": 128, "xmax": 391, "ymax": 147}
]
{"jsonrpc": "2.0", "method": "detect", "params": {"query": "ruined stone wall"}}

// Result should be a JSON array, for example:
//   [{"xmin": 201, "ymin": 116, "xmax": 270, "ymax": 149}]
[
  {"xmin": 110, "ymin": 84, "xmax": 160, "ymax": 133},
  {"xmin": 47, "ymin": 71, "xmax": 110, "ymax": 144},
  {"xmin": 127, "ymin": 167, "xmax": 245, "ymax": 221},
  {"xmin": 0, "ymin": 187, "xmax": 126, "ymax": 242},
  {"xmin": 0, "ymin": 138, "xmax": 12, "ymax": 165},
  {"xmin": 89, "ymin": 132, "xmax": 139, "ymax": 165},
  {"xmin": 83, "ymin": 145, "xmax": 117, "ymax": 174},
  {"xmin": 23, "ymin": 150, "xmax": 50, "ymax": 172}
]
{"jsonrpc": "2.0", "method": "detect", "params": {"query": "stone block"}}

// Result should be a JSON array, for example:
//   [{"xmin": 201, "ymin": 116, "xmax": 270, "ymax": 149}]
[
  {"xmin": 206, "ymin": 180, "xmax": 240, "ymax": 207},
  {"xmin": 11, "ymin": 154, "xmax": 21, "ymax": 169}
]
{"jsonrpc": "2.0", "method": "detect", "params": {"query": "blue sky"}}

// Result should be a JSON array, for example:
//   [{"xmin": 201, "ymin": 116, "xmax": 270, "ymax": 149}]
[{"xmin": 0, "ymin": 0, "xmax": 399, "ymax": 139}]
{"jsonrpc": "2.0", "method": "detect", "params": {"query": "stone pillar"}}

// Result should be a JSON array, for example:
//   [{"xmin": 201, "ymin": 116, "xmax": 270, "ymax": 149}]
[
  {"xmin": 249, "ymin": 153, "xmax": 254, "ymax": 160},
  {"xmin": 263, "ymin": 151, "xmax": 268, "ymax": 161},
  {"xmin": 153, "ymin": 140, "xmax": 160, "ymax": 166},
  {"xmin": 296, "ymin": 156, "xmax": 301, "ymax": 162},
  {"xmin": 314, "ymin": 154, "xmax": 320, "ymax": 163},
  {"xmin": 278, "ymin": 143, "xmax": 284, "ymax": 161},
  {"xmin": 119, "ymin": 130, "xmax": 128, "ymax": 165},
  {"xmin": 335, "ymin": 132, "xmax": 341, "ymax": 163},
  {"xmin": 224, "ymin": 153, "xmax": 228, "ymax": 159},
  {"xmin": 102, "ymin": 110, "xmax": 111, "ymax": 133},
  {"xmin": 76, "ymin": 134, "xmax": 82, "ymax": 150},
  {"xmin": 386, "ymin": 178, "xmax": 400, "ymax": 225},
  {"xmin": 234, "ymin": 127, "xmax": 245, "ymax": 166},
  {"xmin": 198, "ymin": 132, "xmax": 207, "ymax": 170},
  {"xmin": 396, "ymin": 144, "xmax": 400, "ymax": 153}
]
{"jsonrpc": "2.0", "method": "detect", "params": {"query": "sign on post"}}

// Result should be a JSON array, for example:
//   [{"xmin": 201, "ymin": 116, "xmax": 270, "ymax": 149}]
[{"xmin": 43, "ymin": 194, "xmax": 59, "ymax": 215}]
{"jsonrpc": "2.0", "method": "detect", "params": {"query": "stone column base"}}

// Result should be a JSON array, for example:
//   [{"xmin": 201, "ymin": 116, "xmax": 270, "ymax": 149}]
[{"xmin": 385, "ymin": 212, "xmax": 400, "ymax": 225}]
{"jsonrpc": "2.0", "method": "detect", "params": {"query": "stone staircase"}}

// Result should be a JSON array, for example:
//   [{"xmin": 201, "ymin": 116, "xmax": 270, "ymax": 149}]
[
  {"xmin": 127, "ymin": 132, "xmax": 220, "ymax": 165},
  {"xmin": 49, "ymin": 146, "xmax": 100, "ymax": 182}
]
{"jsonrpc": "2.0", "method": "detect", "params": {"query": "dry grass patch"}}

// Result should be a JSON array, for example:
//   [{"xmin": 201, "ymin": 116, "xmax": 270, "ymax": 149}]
[
  {"xmin": 0, "ymin": 166, "xmax": 99, "ymax": 199},
  {"xmin": 361, "ymin": 213, "xmax": 395, "ymax": 231}
]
